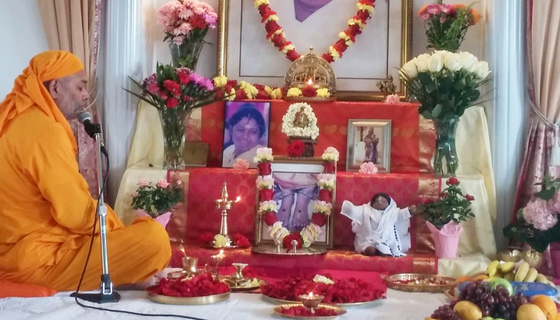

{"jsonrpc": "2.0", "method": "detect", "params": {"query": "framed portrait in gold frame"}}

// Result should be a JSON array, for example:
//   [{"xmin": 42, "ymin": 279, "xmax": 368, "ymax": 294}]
[
  {"xmin": 346, "ymin": 119, "xmax": 392, "ymax": 172},
  {"xmin": 254, "ymin": 157, "xmax": 334, "ymax": 249},
  {"xmin": 217, "ymin": 0, "xmax": 412, "ymax": 100}
]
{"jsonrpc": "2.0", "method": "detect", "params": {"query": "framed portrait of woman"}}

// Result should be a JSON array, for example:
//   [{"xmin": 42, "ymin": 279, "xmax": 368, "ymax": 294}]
[
  {"xmin": 346, "ymin": 119, "xmax": 392, "ymax": 172},
  {"xmin": 222, "ymin": 101, "xmax": 271, "ymax": 168}
]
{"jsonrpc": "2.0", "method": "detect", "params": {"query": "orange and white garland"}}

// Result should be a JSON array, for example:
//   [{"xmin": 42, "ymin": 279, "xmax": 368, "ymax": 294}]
[
  {"xmin": 253, "ymin": 0, "xmax": 376, "ymax": 63},
  {"xmin": 255, "ymin": 147, "xmax": 339, "ymax": 249}
]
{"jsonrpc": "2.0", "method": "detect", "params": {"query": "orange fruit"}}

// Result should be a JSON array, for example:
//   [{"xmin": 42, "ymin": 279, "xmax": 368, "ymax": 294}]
[
  {"xmin": 532, "ymin": 295, "xmax": 558, "ymax": 320},
  {"xmin": 454, "ymin": 275, "xmax": 472, "ymax": 284}
]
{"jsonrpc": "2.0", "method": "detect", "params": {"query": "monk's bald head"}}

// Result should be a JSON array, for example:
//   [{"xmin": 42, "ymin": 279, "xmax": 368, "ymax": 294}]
[{"xmin": 45, "ymin": 69, "xmax": 89, "ymax": 120}]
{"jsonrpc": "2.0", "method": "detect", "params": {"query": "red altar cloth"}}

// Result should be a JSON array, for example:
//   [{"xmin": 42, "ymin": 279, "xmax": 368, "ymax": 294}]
[
  {"xmin": 170, "ymin": 245, "xmax": 438, "ymax": 275},
  {"xmin": 170, "ymin": 168, "xmax": 440, "ymax": 251},
  {"xmin": 201, "ymin": 101, "xmax": 421, "ymax": 172}
]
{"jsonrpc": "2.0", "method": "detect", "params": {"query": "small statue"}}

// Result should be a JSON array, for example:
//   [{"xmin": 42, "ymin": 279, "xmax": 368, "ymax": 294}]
[{"xmin": 341, "ymin": 193, "xmax": 418, "ymax": 257}]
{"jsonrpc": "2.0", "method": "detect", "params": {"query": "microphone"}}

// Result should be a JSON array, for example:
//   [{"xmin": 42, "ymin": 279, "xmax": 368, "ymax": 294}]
[{"xmin": 78, "ymin": 112, "xmax": 100, "ymax": 139}]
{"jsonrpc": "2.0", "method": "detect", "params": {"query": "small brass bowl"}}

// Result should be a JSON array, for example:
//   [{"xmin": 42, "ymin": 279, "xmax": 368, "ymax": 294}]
[
  {"xmin": 499, "ymin": 248, "xmax": 523, "ymax": 263},
  {"xmin": 522, "ymin": 249, "xmax": 543, "ymax": 269}
]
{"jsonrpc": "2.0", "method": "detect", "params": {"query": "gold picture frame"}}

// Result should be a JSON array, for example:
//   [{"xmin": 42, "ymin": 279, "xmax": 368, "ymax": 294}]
[
  {"xmin": 254, "ymin": 157, "xmax": 334, "ymax": 248},
  {"xmin": 346, "ymin": 119, "xmax": 392, "ymax": 172},
  {"xmin": 217, "ymin": 0, "xmax": 412, "ymax": 100}
]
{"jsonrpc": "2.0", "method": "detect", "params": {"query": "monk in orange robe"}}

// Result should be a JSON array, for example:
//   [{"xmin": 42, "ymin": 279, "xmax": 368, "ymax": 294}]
[{"xmin": 0, "ymin": 51, "xmax": 171, "ymax": 291}]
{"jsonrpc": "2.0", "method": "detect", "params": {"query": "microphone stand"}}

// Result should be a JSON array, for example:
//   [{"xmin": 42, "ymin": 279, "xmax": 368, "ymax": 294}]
[{"xmin": 71, "ymin": 122, "xmax": 120, "ymax": 303}]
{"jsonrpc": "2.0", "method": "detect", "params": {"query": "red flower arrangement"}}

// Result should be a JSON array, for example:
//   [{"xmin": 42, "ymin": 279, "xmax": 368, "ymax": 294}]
[
  {"xmin": 287, "ymin": 140, "xmax": 306, "ymax": 157},
  {"xmin": 261, "ymin": 274, "xmax": 386, "ymax": 303},
  {"xmin": 147, "ymin": 273, "xmax": 229, "ymax": 297},
  {"xmin": 283, "ymin": 232, "xmax": 303, "ymax": 250},
  {"xmin": 279, "ymin": 306, "xmax": 337, "ymax": 317},
  {"xmin": 318, "ymin": 189, "xmax": 332, "ymax": 203},
  {"xmin": 253, "ymin": 0, "xmax": 376, "ymax": 63}
]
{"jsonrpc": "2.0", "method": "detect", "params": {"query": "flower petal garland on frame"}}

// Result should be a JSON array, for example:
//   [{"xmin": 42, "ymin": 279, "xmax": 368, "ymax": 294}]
[
  {"xmin": 254, "ymin": 147, "xmax": 274, "ymax": 175},
  {"xmin": 282, "ymin": 103, "xmax": 319, "ymax": 140},
  {"xmin": 321, "ymin": 147, "xmax": 339, "ymax": 173},
  {"xmin": 255, "ymin": 147, "xmax": 338, "ymax": 249},
  {"xmin": 253, "ymin": 0, "xmax": 376, "ymax": 63}
]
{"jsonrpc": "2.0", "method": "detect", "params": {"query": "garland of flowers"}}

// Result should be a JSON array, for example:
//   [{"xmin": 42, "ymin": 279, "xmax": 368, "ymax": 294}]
[
  {"xmin": 281, "ymin": 102, "xmax": 319, "ymax": 140},
  {"xmin": 254, "ymin": 147, "xmax": 339, "ymax": 249},
  {"xmin": 253, "ymin": 0, "xmax": 376, "ymax": 63}
]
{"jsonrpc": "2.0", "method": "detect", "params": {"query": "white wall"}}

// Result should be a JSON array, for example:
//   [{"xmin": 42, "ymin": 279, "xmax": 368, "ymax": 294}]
[{"xmin": 0, "ymin": 0, "xmax": 48, "ymax": 99}]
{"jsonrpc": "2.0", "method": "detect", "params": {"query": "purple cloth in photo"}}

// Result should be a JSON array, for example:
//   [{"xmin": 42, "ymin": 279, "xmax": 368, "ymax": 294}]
[{"xmin": 294, "ymin": 0, "xmax": 333, "ymax": 22}]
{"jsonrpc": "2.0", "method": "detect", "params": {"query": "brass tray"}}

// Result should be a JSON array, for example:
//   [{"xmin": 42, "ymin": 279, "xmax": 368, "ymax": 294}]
[
  {"xmin": 383, "ymin": 273, "xmax": 455, "ymax": 293},
  {"xmin": 273, "ymin": 303, "xmax": 346, "ymax": 319},
  {"xmin": 262, "ymin": 293, "xmax": 383, "ymax": 307},
  {"xmin": 252, "ymin": 245, "xmax": 326, "ymax": 256},
  {"xmin": 284, "ymin": 96, "xmax": 337, "ymax": 103},
  {"xmin": 224, "ymin": 277, "xmax": 267, "ymax": 292},
  {"xmin": 147, "ymin": 291, "xmax": 231, "ymax": 305}
]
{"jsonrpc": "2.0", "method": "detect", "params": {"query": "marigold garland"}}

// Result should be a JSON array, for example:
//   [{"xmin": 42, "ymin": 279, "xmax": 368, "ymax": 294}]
[{"xmin": 253, "ymin": 0, "xmax": 376, "ymax": 63}]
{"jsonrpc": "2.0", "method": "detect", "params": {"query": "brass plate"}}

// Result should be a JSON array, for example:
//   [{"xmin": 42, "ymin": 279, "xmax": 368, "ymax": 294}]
[
  {"xmin": 147, "ymin": 291, "xmax": 231, "ymax": 305},
  {"xmin": 252, "ymin": 245, "xmax": 326, "ymax": 256},
  {"xmin": 262, "ymin": 294, "xmax": 383, "ymax": 307},
  {"xmin": 384, "ymin": 273, "xmax": 455, "ymax": 293},
  {"xmin": 283, "ymin": 97, "xmax": 337, "ymax": 103},
  {"xmin": 167, "ymin": 269, "xmax": 202, "ymax": 279},
  {"xmin": 224, "ymin": 277, "xmax": 267, "ymax": 292},
  {"xmin": 273, "ymin": 303, "xmax": 346, "ymax": 319}
]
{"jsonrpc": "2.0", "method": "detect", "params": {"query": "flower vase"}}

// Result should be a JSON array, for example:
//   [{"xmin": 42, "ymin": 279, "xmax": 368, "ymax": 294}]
[
  {"xmin": 137, "ymin": 209, "xmax": 172, "ymax": 229},
  {"xmin": 549, "ymin": 242, "xmax": 560, "ymax": 278},
  {"xmin": 426, "ymin": 221, "xmax": 463, "ymax": 258},
  {"xmin": 160, "ymin": 108, "xmax": 191, "ymax": 170},
  {"xmin": 168, "ymin": 39, "xmax": 205, "ymax": 70},
  {"xmin": 432, "ymin": 117, "xmax": 460, "ymax": 177}
]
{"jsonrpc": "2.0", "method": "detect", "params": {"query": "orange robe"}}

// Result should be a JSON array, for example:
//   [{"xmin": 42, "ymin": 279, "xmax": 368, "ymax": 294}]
[{"xmin": 0, "ymin": 51, "xmax": 170, "ymax": 291}]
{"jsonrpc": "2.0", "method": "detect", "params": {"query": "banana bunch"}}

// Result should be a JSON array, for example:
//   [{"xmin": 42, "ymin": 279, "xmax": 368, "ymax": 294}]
[{"xmin": 486, "ymin": 260, "xmax": 554, "ymax": 285}]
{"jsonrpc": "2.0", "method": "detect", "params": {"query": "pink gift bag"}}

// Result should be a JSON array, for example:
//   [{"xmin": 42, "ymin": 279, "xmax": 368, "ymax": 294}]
[
  {"xmin": 137, "ymin": 209, "xmax": 172, "ymax": 229},
  {"xmin": 426, "ymin": 221, "xmax": 463, "ymax": 258}
]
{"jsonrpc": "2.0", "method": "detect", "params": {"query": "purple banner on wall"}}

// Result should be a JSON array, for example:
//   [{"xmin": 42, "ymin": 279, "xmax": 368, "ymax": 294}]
[{"xmin": 294, "ymin": 0, "xmax": 333, "ymax": 22}]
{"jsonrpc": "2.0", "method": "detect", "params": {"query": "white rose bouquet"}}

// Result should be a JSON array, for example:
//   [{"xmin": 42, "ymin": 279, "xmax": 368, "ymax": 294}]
[{"xmin": 399, "ymin": 50, "xmax": 490, "ymax": 120}]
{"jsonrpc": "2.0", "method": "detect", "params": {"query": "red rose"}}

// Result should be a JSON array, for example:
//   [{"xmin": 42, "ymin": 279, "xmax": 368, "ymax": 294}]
[
  {"xmin": 288, "ymin": 140, "xmax": 305, "ymax": 157},
  {"xmin": 283, "ymin": 232, "xmax": 303, "ymax": 250},
  {"xmin": 260, "ymin": 188, "xmax": 273, "ymax": 201},
  {"xmin": 166, "ymin": 97, "xmax": 179, "ymax": 108},
  {"xmin": 318, "ymin": 189, "xmax": 332, "ymax": 202},
  {"xmin": 447, "ymin": 177, "xmax": 460, "ymax": 185},
  {"xmin": 265, "ymin": 21, "xmax": 281, "ymax": 34},
  {"xmin": 311, "ymin": 212, "xmax": 327, "ymax": 227},
  {"xmin": 258, "ymin": 162, "xmax": 271, "ymax": 175},
  {"xmin": 465, "ymin": 194, "xmax": 475, "ymax": 201},
  {"xmin": 286, "ymin": 50, "xmax": 301, "ymax": 61},
  {"xmin": 262, "ymin": 211, "xmax": 278, "ymax": 226},
  {"xmin": 302, "ymin": 86, "xmax": 317, "ymax": 97},
  {"xmin": 233, "ymin": 233, "xmax": 251, "ymax": 248},
  {"xmin": 323, "ymin": 161, "xmax": 335, "ymax": 174},
  {"xmin": 256, "ymin": 90, "xmax": 269, "ymax": 99},
  {"xmin": 177, "ymin": 69, "xmax": 190, "ymax": 84},
  {"xmin": 321, "ymin": 53, "xmax": 334, "ymax": 63},
  {"xmin": 235, "ymin": 88, "xmax": 247, "ymax": 99},
  {"xmin": 199, "ymin": 232, "xmax": 214, "ymax": 244},
  {"xmin": 356, "ymin": 9, "xmax": 370, "ymax": 21}
]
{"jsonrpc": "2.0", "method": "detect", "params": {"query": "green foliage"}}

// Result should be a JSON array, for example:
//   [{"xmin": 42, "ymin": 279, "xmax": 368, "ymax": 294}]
[
  {"xmin": 131, "ymin": 180, "xmax": 184, "ymax": 218},
  {"xmin": 419, "ymin": 177, "xmax": 475, "ymax": 229}
]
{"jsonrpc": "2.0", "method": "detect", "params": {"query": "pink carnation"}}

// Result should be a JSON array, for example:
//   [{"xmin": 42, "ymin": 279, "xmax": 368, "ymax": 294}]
[
  {"xmin": 138, "ymin": 179, "xmax": 150, "ymax": 187},
  {"xmin": 384, "ymin": 94, "xmax": 400, "ymax": 104},
  {"xmin": 233, "ymin": 158, "xmax": 250, "ymax": 171},
  {"xmin": 523, "ymin": 198, "xmax": 558, "ymax": 231},
  {"xmin": 157, "ymin": 179, "xmax": 170, "ymax": 188},
  {"xmin": 359, "ymin": 162, "xmax": 378, "ymax": 175}
]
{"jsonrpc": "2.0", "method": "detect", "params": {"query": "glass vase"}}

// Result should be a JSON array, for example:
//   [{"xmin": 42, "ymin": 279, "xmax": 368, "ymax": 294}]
[
  {"xmin": 432, "ymin": 116, "xmax": 460, "ymax": 177},
  {"xmin": 168, "ymin": 39, "xmax": 205, "ymax": 70},
  {"xmin": 159, "ymin": 108, "xmax": 192, "ymax": 170}
]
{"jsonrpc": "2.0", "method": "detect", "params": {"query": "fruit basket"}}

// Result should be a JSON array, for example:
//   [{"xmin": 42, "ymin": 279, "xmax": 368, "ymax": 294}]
[{"xmin": 383, "ymin": 273, "xmax": 455, "ymax": 293}]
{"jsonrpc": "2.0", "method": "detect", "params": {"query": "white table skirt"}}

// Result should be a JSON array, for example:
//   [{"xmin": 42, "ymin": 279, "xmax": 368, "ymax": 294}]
[{"xmin": 0, "ymin": 289, "xmax": 450, "ymax": 320}]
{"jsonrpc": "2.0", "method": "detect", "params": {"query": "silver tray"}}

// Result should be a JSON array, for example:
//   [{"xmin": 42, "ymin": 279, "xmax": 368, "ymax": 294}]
[
  {"xmin": 252, "ymin": 245, "xmax": 326, "ymax": 256},
  {"xmin": 383, "ymin": 273, "xmax": 455, "ymax": 293},
  {"xmin": 273, "ymin": 303, "xmax": 346, "ymax": 319},
  {"xmin": 147, "ymin": 291, "xmax": 231, "ymax": 305}
]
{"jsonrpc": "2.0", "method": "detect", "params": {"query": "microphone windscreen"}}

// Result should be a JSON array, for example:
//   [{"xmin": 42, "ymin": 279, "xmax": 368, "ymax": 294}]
[{"xmin": 79, "ymin": 112, "xmax": 92, "ymax": 124}]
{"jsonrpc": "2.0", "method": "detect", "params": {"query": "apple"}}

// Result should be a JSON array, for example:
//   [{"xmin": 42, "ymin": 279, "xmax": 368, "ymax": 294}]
[{"xmin": 490, "ymin": 277, "xmax": 514, "ymax": 296}]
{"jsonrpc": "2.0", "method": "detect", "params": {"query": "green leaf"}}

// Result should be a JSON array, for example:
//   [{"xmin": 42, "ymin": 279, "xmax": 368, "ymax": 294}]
[{"xmin": 431, "ymin": 104, "xmax": 443, "ymax": 118}]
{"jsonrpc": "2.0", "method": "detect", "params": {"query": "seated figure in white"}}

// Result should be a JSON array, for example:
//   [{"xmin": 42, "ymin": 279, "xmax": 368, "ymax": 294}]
[{"xmin": 341, "ymin": 193, "xmax": 417, "ymax": 257}]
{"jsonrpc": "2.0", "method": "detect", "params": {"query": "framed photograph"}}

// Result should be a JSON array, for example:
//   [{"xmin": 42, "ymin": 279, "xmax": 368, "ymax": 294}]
[
  {"xmin": 217, "ymin": 0, "xmax": 412, "ymax": 100},
  {"xmin": 222, "ymin": 101, "xmax": 271, "ymax": 168},
  {"xmin": 255, "ymin": 158, "xmax": 334, "ymax": 248},
  {"xmin": 346, "ymin": 119, "xmax": 392, "ymax": 172}
]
